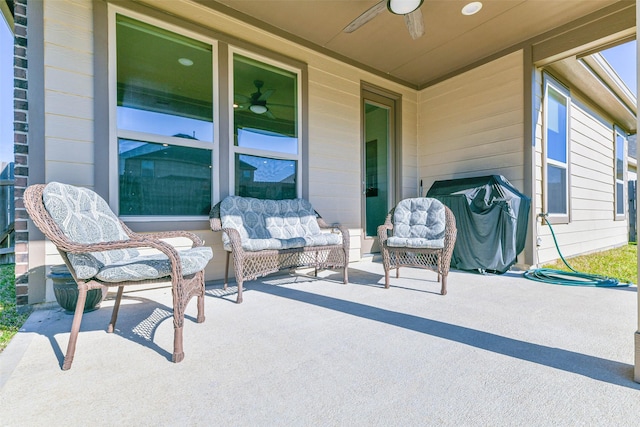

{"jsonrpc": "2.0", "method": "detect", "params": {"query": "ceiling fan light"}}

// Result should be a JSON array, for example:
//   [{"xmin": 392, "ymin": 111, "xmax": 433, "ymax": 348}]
[
  {"xmin": 461, "ymin": 2, "xmax": 483, "ymax": 16},
  {"xmin": 249, "ymin": 104, "xmax": 268, "ymax": 114},
  {"xmin": 387, "ymin": 0, "xmax": 423, "ymax": 15}
]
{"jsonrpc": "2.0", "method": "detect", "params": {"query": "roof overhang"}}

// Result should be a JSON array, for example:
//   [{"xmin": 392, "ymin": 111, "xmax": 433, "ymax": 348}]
[{"xmin": 547, "ymin": 51, "xmax": 637, "ymax": 133}]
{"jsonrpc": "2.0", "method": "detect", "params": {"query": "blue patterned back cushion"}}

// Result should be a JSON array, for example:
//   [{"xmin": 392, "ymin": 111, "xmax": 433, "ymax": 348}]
[
  {"xmin": 219, "ymin": 196, "xmax": 337, "ymax": 251},
  {"xmin": 392, "ymin": 198, "xmax": 445, "ymax": 240},
  {"xmin": 43, "ymin": 182, "xmax": 139, "ymax": 279}
]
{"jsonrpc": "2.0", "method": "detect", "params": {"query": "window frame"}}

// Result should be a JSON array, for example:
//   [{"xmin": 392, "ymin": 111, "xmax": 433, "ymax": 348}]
[
  {"xmin": 228, "ymin": 47, "xmax": 303, "ymax": 198},
  {"xmin": 107, "ymin": 5, "xmax": 220, "ymax": 222},
  {"xmin": 614, "ymin": 126, "xmax": 627, "ymax": 220},
  {"xmin": 542, "ymin": 73, "xmax": 571, "ymax": 224}
]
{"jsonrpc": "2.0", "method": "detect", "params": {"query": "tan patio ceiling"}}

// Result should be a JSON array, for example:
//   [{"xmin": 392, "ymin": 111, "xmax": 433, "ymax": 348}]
[{"xmin": 192, "ymin": 0, "xmax": 632, "ymax": 89}]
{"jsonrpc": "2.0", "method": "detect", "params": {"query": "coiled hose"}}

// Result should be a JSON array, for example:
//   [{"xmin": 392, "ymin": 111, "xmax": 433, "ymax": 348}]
[{"xmin": 523, "ymin": 213, "xmax": 629, "ymax": 287}]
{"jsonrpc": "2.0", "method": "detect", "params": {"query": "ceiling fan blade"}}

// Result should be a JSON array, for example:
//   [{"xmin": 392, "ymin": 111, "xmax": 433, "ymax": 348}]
[
  {"xmin": 264, "ymin": 110, "xmax": 276, "ymax": 119},
  {"xmin": 258, "ymin": 89, "xmax": 274, "ymax": 101},
  {"xmin": 235, "ymin": 94, "xmax": 251, "ymax": 103},
  {"xmin": 343, "ymin": 0, "xmax": 387, "ymax": 33},
  {"xmin": 404, "ymin": 9, "xmax": 425, "ymax": 40}
]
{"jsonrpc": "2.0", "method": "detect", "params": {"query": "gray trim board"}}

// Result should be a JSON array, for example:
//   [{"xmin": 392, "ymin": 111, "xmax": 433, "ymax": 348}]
[{"xmin": 94, "ymin": 0, "xmax": 110, "ymax": 200}]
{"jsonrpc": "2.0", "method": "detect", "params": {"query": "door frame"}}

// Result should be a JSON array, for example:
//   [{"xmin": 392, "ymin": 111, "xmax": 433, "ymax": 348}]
[{"xmin": 360, "ymin": 82, "xmax": 403, "ymax": 255}]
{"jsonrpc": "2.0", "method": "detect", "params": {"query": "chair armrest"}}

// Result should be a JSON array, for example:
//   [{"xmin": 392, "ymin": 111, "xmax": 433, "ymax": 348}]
[
  {"xmin": 143, "ymin": 230, "xmax": 204, "ymax": 248},
  {"xmin": 208, "ymin": 204, "xmax": 246, "ymax": 253},
  {"xmin": 443, "ymin": 206, "xmax": 458, "ymax": 252},
  {"xmin": 209, "ymin": 217, "xmax": 223, "ymax": 232},
  {"xmin": 63, "ymin": 237, "xmax": 186, "ymax": 278},
  {"xmin": 317, "ymin": 218, "xmax": 350, "ymax": 248},
  {"xmin": 211, "ymin": 223, "xmax": 246, "ymax": 254},
  {"xmin": 317, "ymin": 217, "xmax": 346, "ymax": 233},
  {"xmin": 377, "ymin": 215, "xmax": 393, "ymax": 245}
]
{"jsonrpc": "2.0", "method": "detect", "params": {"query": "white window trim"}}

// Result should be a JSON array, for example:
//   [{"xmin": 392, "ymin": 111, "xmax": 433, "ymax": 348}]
[
  {"xmin": 107, "ymin": 4, "xmax": 219, "ymax": 221},
  {"xmin": 228, "ymin": 47, "xmax": 303, "ymax": 197},
  {"xmin": 614, "ymin": 126, "xmax": 627, "ymax": 220},
  {"xmin": 543, "ymin": 74, "xmax": 570, "ymax": 223}
]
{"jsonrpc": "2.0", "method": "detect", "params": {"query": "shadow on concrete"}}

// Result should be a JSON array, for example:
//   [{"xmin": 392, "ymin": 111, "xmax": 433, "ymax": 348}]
[
  {"xmin": 251, "ymin": 281, "xmax": 640, "ymax": 390},
  {"xmin": 20, "ymin": 294, "xmax": 202, "ymax": 368}
]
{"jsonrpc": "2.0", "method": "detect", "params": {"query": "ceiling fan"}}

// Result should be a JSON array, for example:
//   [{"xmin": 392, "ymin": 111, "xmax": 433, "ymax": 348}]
[
  {"xmin": 343, "ymin": 0, "xmax": 425, "ymax": 40},
  {"xmin": 235, "ymin": 80, "xmax": 276, "ymax": 119}
]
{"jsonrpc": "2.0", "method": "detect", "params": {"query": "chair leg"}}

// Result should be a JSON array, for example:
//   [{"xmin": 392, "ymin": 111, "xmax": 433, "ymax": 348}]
[
  {"xmin": 224, "ymin": 252, "xmax": 230, "ymax": 290},
  {"xmin": 107, "ymin": 286, "xmax": 125, "ymax": 334},
  {"xmin": 343, "ymin": 265, "xmax": 348, "ymax": 284},
  {"xmin": 314, "ymin": 251, "xmax": 318, "ymax": 277},
  {"xmin": 233, "ymin": 255, "xmax": 244, "ymax": 304},
  {"xmin": 236, "ymin": 279, "xmax": 244, "ymax": 304},
  {"xmin": 196, "ymin": 273, "xmax": 205, "ymax": 324},
  {"xmin": 385, "ymin": 269, "xmax": 390, "ymax": 289},
  {"xmin": 172, "ymin": 326, "xmax": 184, "ymax": 363},
  {"xmin": 441, "ymin": 275, "xmax": 448, "ymax": 296},
  {"xmin": 62, "ymin": 286, "xmax": 88, "ymax": 370},
  {"xmin": 396, "ymin": 267, "xmax": 400, "ymax": 279}
]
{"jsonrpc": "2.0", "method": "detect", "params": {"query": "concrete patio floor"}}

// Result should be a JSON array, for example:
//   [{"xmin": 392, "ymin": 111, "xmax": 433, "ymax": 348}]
[{"xmin": 1, "ymin": 258, "xmax": 639, "ymax": 426}]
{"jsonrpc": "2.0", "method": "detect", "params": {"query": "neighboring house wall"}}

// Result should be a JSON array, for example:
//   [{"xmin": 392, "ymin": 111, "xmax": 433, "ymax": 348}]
[
  {"xmin": 25, "ymin": 0, "xmax": 419, "ymax": 303},
  {"xmin": 533, "ymin": 70, "xmax": 629, "ymax": 264}
]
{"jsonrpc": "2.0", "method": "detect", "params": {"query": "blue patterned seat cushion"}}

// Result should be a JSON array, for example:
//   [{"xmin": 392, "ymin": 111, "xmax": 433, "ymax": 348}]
[
  {"xmin": 220, "ymin": 196, "xmax": 342, "ymax": 251},
  {"xmin": 43, "ymin": 182, "xmax": 212, "ymax": 281},
  {"xmin": 387, "ymin": 198, "xmax": 446, "ymax": 249},
  {"xmin": 94, "ymin": 246, "xmax": 213, "ymax": 283}
]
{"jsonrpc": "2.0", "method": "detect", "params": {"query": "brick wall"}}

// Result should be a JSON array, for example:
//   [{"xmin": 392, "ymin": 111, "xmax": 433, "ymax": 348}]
[{"xmin": 13, "ymin": 0, "xmax": 28, "ymax": 305}]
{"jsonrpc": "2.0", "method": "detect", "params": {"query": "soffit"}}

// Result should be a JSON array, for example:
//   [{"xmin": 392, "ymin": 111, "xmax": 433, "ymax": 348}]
[
  {"xmin": 548, "ymin": 56, "xmax": 637, "ymax": 133},
  {"xmin": 191, "ymin": 0, "xmax": 631, "ymax": 88}
]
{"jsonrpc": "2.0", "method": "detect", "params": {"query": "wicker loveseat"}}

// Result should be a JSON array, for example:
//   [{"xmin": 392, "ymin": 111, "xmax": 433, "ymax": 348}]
[{"xmin": 210, "ymin": 196, "xmax": 349, "ymax": 303}]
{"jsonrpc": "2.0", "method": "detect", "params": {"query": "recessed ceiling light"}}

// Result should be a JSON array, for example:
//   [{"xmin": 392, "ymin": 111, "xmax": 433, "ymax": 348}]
[
  {"xmin": 178, "ymin": 57, "xmax": 194, "ymax": 66},
  {"xmin": 461, "ymin": 1, "xmax": 482, "ymax": 16}
]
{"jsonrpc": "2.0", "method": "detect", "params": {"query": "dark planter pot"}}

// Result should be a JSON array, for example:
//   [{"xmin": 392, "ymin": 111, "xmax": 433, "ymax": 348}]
[{"xmin": 49, "ymin": 265, "xmax": 103, "ymax": 314}]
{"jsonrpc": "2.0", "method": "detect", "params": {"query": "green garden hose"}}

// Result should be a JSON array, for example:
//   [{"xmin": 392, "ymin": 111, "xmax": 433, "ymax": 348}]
[{"xmin": 523, "ymin": 213, "xmax": 629, "ymax": 287}]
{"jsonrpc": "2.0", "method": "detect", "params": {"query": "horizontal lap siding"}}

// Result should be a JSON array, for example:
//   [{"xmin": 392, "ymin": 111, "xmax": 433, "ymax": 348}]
[
  {"xmin": 39, "ymin": 0, "xmax": 418, "ymax": 280},
  {"xmin": 418, "ymin": 51, "xmax": 525, "ymax": 193},
  {"xmin": 534, "ymin": 85, "xmax": 627, "ymax": 264},
  {"xmin": 308, "ymin": 67, "xmax": 361, "ymax": 226},
  {"xmin": 43, "ymin": 0, "xmax": 94, "ymax": 187},
  {"xmin": 40, "ymin": 0, "xmax": 96, "ymax": 297}
]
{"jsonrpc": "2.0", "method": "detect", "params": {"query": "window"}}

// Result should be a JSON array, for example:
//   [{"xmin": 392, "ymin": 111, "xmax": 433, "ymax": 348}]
[
  {"xmin": 614, "ymin": 127, "xmax": 626, "ymax": 219},
  {"xmin": 543, "ymin": 76, "xmax": 570, "ymax": 221},
  {"xmin": 113, "ymin": 14, "xmax": 214, "ymax": 217},
  {"xmin": 231, "ymin": 52, "xmax": 301, "ymax": 199},
  {"xmin": 109, "ymin": 9, "xmax": 306, "ymax": 220}
]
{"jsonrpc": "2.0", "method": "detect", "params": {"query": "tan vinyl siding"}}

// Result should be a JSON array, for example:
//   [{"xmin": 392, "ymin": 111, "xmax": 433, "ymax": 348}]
[
  {"xmin": 417, "ymin": 50, "xmax": 525, "ymax": 193},
  {"xmin": 38, "ymin": 0, "xmax": 419, "ymax": 289},
  {"xmin": 40, "ymin": 0, "xmax": 96, "ymax": 301},
  {"xmin": 534, "ymin": 77, "xmax": 628, "ymax": 265},
  {"xmin": 43, "ymin": 0, "xmax": 94, "ymax": 186}
]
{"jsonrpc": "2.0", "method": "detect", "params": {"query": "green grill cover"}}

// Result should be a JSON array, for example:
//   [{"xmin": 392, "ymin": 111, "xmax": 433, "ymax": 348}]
[{"xmin": 426, "ymin": 175, "xmax": 530, "ymax": 274}]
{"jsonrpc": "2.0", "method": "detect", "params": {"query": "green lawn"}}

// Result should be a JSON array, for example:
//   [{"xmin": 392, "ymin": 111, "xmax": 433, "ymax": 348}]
[
  {"xmin": 542, "ymin": 243, "xmax": 638, "ymax": 285},
  {"xmin": 0, "ymin": 264, "xmax": 32, "ymax": 352}
]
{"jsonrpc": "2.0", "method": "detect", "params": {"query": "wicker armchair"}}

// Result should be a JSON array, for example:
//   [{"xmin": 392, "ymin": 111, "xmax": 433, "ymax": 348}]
[
  {"xmin": 24, "ymin": 182, "xmax": 213, "ymax": 369},
  {"xmin": 377, "ymin": 198, "xmax": 457, "ymax": 295}
]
